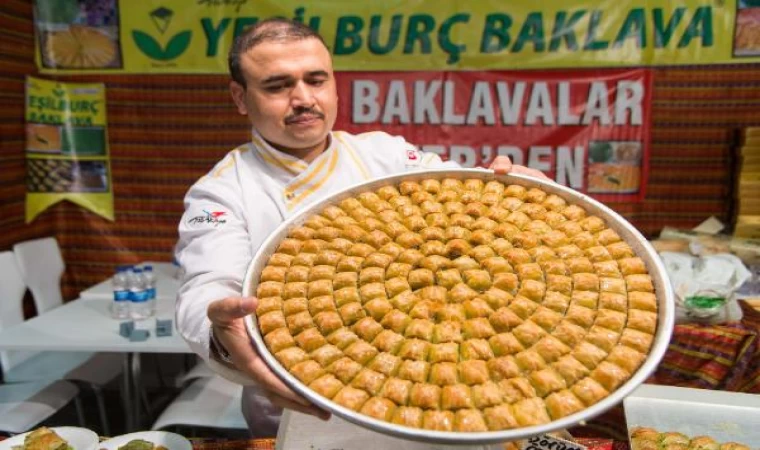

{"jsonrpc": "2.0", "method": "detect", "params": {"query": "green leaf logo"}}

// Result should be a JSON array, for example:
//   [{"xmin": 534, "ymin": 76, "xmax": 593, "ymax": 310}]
[
  {"xmin": 132, "ymin": 30, "xmax": 164, "ymax": 60},
  {"xmin": 132, "ymin": 29, "xmax": 192, "ymax": 61},
  {"xmin": 164, "ymin": 31, "xmax": 192, "ymax": 60}
]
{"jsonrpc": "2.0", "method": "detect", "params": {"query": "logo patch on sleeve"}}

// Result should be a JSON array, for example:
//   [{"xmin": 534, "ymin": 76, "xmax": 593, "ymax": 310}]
[
  {"xmin": 405, "ymin": 147, "xmax": 421, "ymax": 166},
  {"xmin": 186, "ymin": 206, "xmax": 229, "ymax": 228}
]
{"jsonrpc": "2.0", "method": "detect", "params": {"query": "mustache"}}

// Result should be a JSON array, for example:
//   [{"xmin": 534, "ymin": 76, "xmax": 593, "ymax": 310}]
[{"xmin": 285, "ymin": 108, "xmax": 325, "ymax": 124}]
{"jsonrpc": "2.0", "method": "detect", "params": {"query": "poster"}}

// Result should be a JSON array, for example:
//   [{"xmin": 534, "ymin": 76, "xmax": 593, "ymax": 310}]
[
  {"xmin": 336, "ymin": 69, "xmax": 653, "ymax": 202},
  {"xmin": 32, "ymin": 0, "xmax": 760, "ymax": 74},
  {"xmin": 24, "ymin": 76, "xmax": 114, "ymax": 223}
]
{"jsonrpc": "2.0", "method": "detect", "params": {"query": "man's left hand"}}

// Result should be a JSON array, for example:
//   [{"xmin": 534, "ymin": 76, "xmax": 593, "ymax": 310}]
[{"xmin": 488, "ymin": 156, "xmax": 551, "ymax": 180}]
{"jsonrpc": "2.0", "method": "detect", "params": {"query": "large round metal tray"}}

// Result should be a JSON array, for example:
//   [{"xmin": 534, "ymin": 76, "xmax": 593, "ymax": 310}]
[{"xmin": 243, "ymin": 169, "xmax": 674, "ymax": 445}]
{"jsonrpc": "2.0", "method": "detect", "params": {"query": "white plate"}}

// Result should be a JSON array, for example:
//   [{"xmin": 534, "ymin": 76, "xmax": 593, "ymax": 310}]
[
  {"xmin": 0, "ymin": 427, "xmax": 98, "ymax": 450},
  {"xmin": 624, "ymin": 384, "xmax": 760, "ymax": 445},
  {"xmin": 98, "ymin": 431, "xmax": 192, "ymax": 450}
]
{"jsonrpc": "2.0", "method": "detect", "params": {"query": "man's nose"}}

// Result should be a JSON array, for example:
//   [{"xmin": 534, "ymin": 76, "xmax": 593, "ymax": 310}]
[{"xmin": 291, "ymin": 81, "xmax": 315, "ymax": 106}]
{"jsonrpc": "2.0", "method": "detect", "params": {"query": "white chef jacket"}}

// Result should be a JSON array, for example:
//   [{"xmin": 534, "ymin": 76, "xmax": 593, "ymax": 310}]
[{"xmin": 175, "ymin": 129, "xmax": 458, "ymax": 436}]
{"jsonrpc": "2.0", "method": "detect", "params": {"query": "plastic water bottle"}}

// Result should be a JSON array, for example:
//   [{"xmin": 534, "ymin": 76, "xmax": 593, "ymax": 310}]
[
  {"xmin": 143, "ymin": 265, "xmax": 157, "ymax": 314},
  {"xmin": 129, "ymin": 267, "xmax": 153, "ymax": 320},
  {"xmin": 111, "ymin": 266, "xmax": 130, "ymax": 319}
]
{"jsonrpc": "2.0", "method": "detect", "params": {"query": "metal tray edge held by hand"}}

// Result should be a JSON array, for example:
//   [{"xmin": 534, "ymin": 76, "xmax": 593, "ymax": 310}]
[{"xmin": 243, "ymin": 169, "xmax": 675, "ymax": 445}]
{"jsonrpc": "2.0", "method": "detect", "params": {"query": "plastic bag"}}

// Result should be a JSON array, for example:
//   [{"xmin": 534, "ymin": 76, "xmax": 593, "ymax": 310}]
[{"xmin": 659, "ymin": 252, "xmax": 751, "ymax": 324}]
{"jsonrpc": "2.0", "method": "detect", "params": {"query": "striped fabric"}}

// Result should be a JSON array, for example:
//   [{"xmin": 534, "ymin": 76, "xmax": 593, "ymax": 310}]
[
  {"xmin": 735, "ymin": 301, "xmax": 760, "ymax": 393},
  {"xmin": 649, "ymin": 325, "xmax": 756, "ymax": 391},
  {"xmin": 186, "ymin": 439, "xmax": 276, "ymax": 450},
  {"xmin": 648, "ymin": 301, "xmax": 760, "ymax": 393},
  {"xmin": 0, "ymin": 1, "xmax": 752, "ymax": 301}
]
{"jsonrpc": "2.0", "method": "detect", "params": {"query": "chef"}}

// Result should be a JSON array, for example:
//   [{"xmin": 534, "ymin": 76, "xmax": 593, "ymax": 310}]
[{"xmin": 175, "ymin": 17, "xmax": 547, "ymax": 437}]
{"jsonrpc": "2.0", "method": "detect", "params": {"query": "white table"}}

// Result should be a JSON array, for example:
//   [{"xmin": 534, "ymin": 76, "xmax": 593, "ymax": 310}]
[
  {"xmin": 0, "ymin": 293, "xmax": 191, "ymax": 431},
  {"xmin": 80, "ymin": 262, "xmax": 181, "ymax": 302}
]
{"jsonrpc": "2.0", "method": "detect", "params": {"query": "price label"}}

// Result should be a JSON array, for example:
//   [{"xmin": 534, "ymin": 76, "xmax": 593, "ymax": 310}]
[{"xmin": 521, "ymin": 435, "xmax": 588, "ymax": 450}]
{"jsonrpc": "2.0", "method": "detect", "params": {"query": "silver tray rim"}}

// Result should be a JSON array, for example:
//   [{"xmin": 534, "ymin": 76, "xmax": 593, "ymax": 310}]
[{"xmin": 243, "ymin": 168, "xmax": 675, "ymax": 445}]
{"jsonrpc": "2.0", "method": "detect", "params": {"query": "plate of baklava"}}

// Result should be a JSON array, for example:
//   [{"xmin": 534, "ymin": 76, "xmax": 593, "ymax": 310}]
[
  {"xmin": 2, "ymin": 427, "xmax": 98, "ymax": 450},
  {"xmin": 630, "ymin": 427, "xmax": 752, "ymax": 450},
  {"xmin": 98, "ymin": 431, "xmax": 191, "ymax": 450},
  {"xmin": 244, "ymin": 169, "xmax": 675, "ymax": 445}
]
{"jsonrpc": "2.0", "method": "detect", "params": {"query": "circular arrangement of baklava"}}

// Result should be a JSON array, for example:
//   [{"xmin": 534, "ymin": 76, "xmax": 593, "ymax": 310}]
[{"xmin": 254, "ymin": 178, "xmax": 657, "ymax": 432}]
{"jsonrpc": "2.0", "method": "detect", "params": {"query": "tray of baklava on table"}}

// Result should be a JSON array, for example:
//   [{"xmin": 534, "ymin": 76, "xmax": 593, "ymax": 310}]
[
  {"xmin": 625, "ymin": 385, "xmax": 759, "ymax": 450},
  {"xmin": 243, "ymin": 169, "xmax": 675, "ymax": 445}
]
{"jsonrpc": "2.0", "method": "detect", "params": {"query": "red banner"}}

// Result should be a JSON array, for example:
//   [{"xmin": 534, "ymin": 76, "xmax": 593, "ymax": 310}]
[{"xmin": 335, "ymin": 69, "xmax": 653, "ymax": 202}]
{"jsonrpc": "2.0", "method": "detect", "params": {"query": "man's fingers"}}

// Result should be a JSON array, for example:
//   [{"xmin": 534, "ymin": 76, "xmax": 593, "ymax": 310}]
[
  {"xmin": 489, "ymin": 156, "xmax": 513, "ymax": 175},
  {"xmin": 213, "ymin": 322, "xmax": 317, "ymax": 407},
  {"xmin": 266, "ymin": 390, "xmax": 332, "ymax": 421},
  {"xmin": 208, "ymin": 322, "xmax": 302, "ymax": 403},
  {"xmin": 489, "ymin": 155, "xmax": 551, "ymax": 180},
  {"xmin": 206, "ymin": 296, "xmax": 325, "ymax": 418},
  {"xmin": 208, "ymin": 296, "xmax": 257, "ymax": 324},
  {"xmin": 246, "ymin": 356, "xmax": 312, "ymax": 406}
]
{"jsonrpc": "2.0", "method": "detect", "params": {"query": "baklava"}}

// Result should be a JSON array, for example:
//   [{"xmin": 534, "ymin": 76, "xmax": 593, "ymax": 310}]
[{"xmin": 255, "ymin": 178, "xmax": 658, "ymax": 432}]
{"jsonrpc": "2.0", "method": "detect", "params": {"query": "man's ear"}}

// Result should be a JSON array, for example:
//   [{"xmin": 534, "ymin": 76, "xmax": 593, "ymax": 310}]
[{"xmin": 229, "ymin": 81, "xmax": 248, "ymax": 116}]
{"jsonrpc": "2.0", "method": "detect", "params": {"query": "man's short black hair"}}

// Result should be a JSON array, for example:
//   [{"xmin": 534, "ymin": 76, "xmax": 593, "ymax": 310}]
[{"xmin": 228, "ymin": 18, "xmax": 327, "ymax": 88}]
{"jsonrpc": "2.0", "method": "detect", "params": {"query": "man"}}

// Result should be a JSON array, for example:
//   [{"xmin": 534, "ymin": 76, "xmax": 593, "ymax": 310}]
[{"xmin": 175, "ymin": 17, "xmax": 548, "ymax": 437}]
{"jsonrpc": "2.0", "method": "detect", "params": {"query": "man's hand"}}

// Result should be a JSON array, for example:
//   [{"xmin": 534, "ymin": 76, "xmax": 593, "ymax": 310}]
[
  {"xmin": 207, "ymin": 296, "xmax": 331, "ymax": 420},
  {"xmin": 488, "ymin": 156, "xmax": 551, "ymax": 180}
]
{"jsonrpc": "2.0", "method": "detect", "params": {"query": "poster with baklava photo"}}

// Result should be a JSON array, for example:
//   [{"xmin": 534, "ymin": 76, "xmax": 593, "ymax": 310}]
[
  {"xmin": 734, "ymin": 1, "xmax": 760, "ymax": 57},
  {"xmin": 587, "ymin": 140, "xmax": 643, "ymax": 194},
  {"xmin": 34, "ymin": 0, "xmax": 123, "ymax": 69},
  {"xmin": 25, "ymin": 76, "xmax": 114, "ymax": 223}
]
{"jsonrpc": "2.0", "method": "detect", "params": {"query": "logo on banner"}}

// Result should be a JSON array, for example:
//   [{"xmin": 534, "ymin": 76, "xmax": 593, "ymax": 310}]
[
  {"xmin": 132, "ymin": 7, "xmax": 192, "ymax": 61},
  {"xmin": 187, "ymin": 209, "xmax": 228, "ymax": 228}
]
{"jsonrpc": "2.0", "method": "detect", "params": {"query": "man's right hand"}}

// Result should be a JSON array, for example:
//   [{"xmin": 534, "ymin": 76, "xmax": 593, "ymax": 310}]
[{"xmin": 207, "ymin": 296, "xmax": 331, "ymax": 420}]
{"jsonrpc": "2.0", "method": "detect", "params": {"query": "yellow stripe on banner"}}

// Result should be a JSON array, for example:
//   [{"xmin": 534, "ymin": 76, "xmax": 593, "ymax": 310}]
[
  {"xmin": 288, "ymin": 149, "xmax": 339, "ymax": 210},
  {"xmin": 336, "ymin": 132, "xmax": 370, "ymax": 180}
]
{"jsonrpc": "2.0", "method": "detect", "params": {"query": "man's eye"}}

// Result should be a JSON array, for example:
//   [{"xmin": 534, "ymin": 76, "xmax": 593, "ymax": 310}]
[
  {"xmin": 264, "ymin": 85, "xmax": 285, "ymax": 92},
  {"xmin": 309, "ymin": 79, "xmax": 326, "ymax": 86}
]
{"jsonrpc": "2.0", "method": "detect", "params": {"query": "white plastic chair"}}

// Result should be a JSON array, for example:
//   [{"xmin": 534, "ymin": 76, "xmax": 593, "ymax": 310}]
[
  {"xmin": 0, "ymin": 251, "xmax": 81, "ymax": 434},
  {"xmin": 12, "ymin": 237, "xmax": 64, "ymax": 314},
  {"xmin": 0, "ymin": 380, "xmax": 80, "ymax": 434},
  {"xmin": 174, "ymin": 360, "xmax": 215, "ymax": 388},
  {"xmin": 151, "ymin": 375, "xmax": 246, "ymax": 433},
  {"xmin": 5, "ymin": 241, "xmax": 123, "ymax": 435}
]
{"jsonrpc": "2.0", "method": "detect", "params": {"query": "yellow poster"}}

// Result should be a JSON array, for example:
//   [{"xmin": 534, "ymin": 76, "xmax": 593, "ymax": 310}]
[
  {"xmin": 32, "ymin": 0, "xmax": 760, "ymax": 73},
  {"xmin": 25, "ymin": 76, "xmax": 114, "ymax": 223}
]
